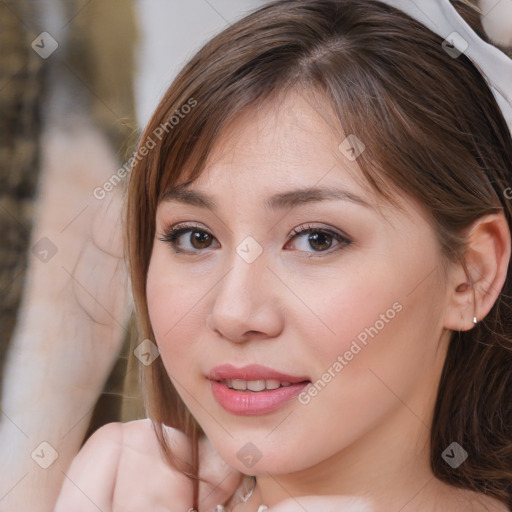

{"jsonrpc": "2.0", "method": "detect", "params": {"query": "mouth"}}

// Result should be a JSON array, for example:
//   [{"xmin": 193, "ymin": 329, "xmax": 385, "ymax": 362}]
[
  {"xmin": 208, "ymin": 363, "xmax": 310, "ymax": 384},
  {"xmin": 219, "ymin": 378, "xmax": 300, "ymax": 392},
  {"xmin": 207, "ymin": 364, "xmax": 311, "ymax": 415}
]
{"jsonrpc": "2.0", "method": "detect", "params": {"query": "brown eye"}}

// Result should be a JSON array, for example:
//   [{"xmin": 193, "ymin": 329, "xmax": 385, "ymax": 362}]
[
  {"xmin": 287, "ymin": 225, "xmax": 351, "ymax": 254},
  {"xmin": 158, "ymin": 225, "xmax": 219, "ymax": 253},
  {"xmin": 189, "ymin": 230, "xmax": 213, "ymax": 249},
  {"xmin": 306, "ymin": 231, "xmax": 333, "ymax": 251}
]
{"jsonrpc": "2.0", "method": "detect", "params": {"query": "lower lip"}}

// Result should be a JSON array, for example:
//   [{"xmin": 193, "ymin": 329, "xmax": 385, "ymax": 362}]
[{"xmin": 209, "ymin": 380, "xmax": 309, "ymax": 415}]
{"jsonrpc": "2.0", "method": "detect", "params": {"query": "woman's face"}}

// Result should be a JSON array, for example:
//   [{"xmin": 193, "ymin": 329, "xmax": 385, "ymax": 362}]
[{"xmin": 146, "ymin": 91, "xmax": 453, "ymax": 477}]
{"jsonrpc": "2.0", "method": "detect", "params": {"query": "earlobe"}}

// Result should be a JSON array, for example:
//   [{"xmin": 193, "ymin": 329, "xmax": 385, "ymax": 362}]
[{"xmin": 443, "ymin": 212, "xmax": 511, "ymax": 332}]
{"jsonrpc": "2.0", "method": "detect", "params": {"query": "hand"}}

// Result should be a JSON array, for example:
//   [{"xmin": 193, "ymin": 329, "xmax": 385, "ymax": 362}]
[
  {"xmin": 197, "ymin": 434, "xmax": 244, "ymax": 511},
  {"xmin": 53, "ymin": 419, "xmax": 243, "ymax": 512}
]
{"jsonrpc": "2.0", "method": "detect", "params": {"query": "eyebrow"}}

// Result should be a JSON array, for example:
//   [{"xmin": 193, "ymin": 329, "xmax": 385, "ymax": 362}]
[{"xmin": 161, "ymin": 184, "xmax": 372, "ymax": 211}]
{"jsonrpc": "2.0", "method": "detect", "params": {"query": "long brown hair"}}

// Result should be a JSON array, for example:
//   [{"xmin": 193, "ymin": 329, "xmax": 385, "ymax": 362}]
[{"xmin": 125, "ymin": 0, "xmax": 512, "ymax": 508}]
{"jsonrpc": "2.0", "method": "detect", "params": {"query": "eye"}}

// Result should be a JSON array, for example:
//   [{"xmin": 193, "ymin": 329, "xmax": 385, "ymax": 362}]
[
  {"xmin": 158, "ymin": 223, "xmax": 219, "ymax": 253},
  {"xmin": 158, "ymin": 222, "xmax": 351, "ymax": 256},
  {"xmin": 286, "ymin": 224, "xmax": 351, "ymax": 255}
]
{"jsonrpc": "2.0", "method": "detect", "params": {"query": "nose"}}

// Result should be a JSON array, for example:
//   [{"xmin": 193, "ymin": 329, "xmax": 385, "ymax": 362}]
[{"xmin": 205, "ymin": 246, "xmax": 284, "ymax": 344}]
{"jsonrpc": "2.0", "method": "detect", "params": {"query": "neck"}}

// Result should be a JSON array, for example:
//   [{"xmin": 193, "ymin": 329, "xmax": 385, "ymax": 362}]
[
  {"xmin": 256, "ymin": 407, "xmax": 433, "ymax": 506},
  {"xmin": 246, "ymin": 375, "xmax": 475, "ymax": 512}
]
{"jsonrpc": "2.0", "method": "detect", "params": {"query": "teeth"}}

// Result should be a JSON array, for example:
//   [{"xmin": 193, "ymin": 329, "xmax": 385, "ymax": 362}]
[
  {"xmin": 232, "ymin": 379, "xmax": 247, "ymax": 390},
  {"xmin": 265, "ymin": 379, "xmax": 281, "ymax": 390},
  {"xmin": 247, "ymin": 380, "xmax": 266, "ymax": 391},
  {"xmin": 224, "ymin": 379, "xmax": 295, "ymax": 391}
]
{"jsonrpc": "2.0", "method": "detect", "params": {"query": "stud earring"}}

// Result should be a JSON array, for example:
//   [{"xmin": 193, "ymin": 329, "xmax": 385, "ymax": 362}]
[{"xmin": 471, "ymin": 284, "xmax": 478, "ymax": 326}]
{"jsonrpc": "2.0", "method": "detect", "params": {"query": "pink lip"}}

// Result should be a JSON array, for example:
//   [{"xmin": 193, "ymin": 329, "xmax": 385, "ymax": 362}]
[
  {"xmin": 208, "ymin": 364, "xmax": 309, "ymax": 383},
  {"xmin": 208, "ymin": 364, "xmax": 310, "ymax": 415}
]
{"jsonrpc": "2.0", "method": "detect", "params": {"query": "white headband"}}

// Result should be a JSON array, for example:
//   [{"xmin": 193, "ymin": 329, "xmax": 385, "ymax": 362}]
[{"xmin": 377, "ymin": 0, "xmax": 512, "ymax": 136}]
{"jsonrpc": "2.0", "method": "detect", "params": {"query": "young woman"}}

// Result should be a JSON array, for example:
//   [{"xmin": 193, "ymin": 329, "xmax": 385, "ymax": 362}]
[{"xmin": 54, "ymin": 0, "xmax": 512, "ymax": 510}]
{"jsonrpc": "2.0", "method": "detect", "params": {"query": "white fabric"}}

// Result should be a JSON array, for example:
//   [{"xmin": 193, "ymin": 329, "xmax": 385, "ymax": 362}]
[{"xmin": 377, "ymin": 0, "xmax": 512, "ymax": 135}]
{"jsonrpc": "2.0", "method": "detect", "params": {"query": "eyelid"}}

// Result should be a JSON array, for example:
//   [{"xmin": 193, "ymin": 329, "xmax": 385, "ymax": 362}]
[
  {"xmin": 285, "ymin": 223, "xmax": 352, "ymax": 256},
  {"xmin": 158, "ymin": 221, "xmax": 352, "ymax": 255},
  {"xmin": 288, "ymin": 222, "xmax": 351, "ymax": 242},
  {"xmin": 157, "ymin": 221, "xmax": 217, "ymax": 254}
]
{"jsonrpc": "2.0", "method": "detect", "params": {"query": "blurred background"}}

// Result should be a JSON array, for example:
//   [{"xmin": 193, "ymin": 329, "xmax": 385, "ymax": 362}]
[
  {"xmin": 0, "ymin": 2, "xmax": 266, "ymax": 509},
  {"xmin": 0, "ymin": 0, "xmax": 267, "ymax": 433}
]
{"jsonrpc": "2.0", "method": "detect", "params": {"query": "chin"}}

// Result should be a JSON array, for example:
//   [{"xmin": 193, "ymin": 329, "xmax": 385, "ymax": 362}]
[{"xmin": 210, "ymin": 435, "xmax": 315, "ymax": 476}]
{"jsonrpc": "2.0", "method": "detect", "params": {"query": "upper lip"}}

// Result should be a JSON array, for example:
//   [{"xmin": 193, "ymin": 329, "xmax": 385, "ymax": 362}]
[{"xmin": 208, "ymin": 364, "xmax": 310, "ymax": 383}]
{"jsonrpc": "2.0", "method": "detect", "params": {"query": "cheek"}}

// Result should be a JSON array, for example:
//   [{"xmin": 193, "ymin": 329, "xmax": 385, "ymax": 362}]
[
  {"xmin": 146, "ymin": 252, "xmax": 201, "ymax": 362},
  {"xmin": 300, "ymin": 258, "xmax": 403, "ymax": 365},
  {"xmin": 301, "ymin": 246, "xmax": 444, "ymax": 405}
]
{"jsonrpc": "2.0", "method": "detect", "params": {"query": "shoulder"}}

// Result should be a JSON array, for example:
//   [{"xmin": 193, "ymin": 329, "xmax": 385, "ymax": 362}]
[
  {"xmin": 54, "ymin": 419, "xmax": 192, "ymax": 512},
  {"xmin": 122, "ymin": 418, "xmax": 192, "ymax": 463},
  {"xmin": 53, "ymin": 421, "xmax": 124, "ymax": 511},
  {"xmin": 447, "ymin": 485, "xmax": 510, "ymax": 512},
  {"xmin": 81, "ymin": 418, "xmax": 192, "ymax": 469},
  {"xmin": 68, "ymin": 420, "xmax": 125, "ymax": 476},
  {"xmin": 110, "ymin": 419, "xmax": 194, "ymax": 510},
  {"xmin": 78, "ymin": 418, "xmax": 189, "ymax": 457}
]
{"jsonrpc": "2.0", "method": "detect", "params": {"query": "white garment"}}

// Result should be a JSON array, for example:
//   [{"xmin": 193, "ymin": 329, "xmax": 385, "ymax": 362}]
[{"xmin": 378, "ymin": 0, "xmax": 512, "ymax": 135}]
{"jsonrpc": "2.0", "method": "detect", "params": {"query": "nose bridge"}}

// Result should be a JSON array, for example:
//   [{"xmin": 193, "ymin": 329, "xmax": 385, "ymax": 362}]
[
  {"xmin": 208, "ymin": 236, "xmax": 279, "ymax": 340},
  {"xmin": 218, "ymin": 237, "xmax": 268, "ymax": 308}
]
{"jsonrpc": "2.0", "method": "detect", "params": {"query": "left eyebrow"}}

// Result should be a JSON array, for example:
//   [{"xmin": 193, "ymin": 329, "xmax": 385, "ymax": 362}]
[{"xmin": 161, "ymin": 184, "xmax": 372, "ymax": 212}]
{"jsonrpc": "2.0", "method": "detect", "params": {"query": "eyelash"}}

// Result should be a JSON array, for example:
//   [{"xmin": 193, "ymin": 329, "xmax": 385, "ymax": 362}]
[{"xmin": 158, "ymin": 222, "xmax": 352, "ymax": 257}]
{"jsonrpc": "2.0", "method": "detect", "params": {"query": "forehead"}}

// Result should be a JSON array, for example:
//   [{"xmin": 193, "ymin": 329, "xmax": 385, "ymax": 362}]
[
  {"xmin": 170, "ymin": 90, "xmax": 377, "ymax": 203},
  {"xmin": 206, "ymin": 90, "xmax": 345, "ymax": 170},
  {"xmin": 154, "ymin": 86, "xmax": 435, "ymax": 239}
]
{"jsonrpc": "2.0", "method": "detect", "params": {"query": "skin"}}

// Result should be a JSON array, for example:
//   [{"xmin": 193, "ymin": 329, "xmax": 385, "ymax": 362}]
[
  {"xmin": 54, "ymin": 419, "xmax": 246, "ymax": 512},
  {"xmin": 146, "ymin": 89, "xmax": 511, "ymax": 512}
]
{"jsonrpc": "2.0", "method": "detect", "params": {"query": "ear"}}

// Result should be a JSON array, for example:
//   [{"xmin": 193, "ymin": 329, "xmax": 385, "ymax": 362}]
[{"xmin": 444, "ymin": 212, "xmax": 511, "ymax": 331}]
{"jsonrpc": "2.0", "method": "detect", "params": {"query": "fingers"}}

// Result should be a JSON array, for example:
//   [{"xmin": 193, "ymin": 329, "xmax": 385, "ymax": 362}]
[{"xmin": 196, "ymin": 436, "xmax": 243, "ymax": 512}]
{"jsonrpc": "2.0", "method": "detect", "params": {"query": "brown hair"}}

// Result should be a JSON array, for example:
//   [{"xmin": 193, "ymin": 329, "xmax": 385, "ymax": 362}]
[{"xmin": 125, "ymin": 0, "xmax": 512, "ymax": 508}]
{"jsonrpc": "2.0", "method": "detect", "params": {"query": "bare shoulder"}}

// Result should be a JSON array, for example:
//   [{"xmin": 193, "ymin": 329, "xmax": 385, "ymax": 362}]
[
  {"xmin": 54, "ymin": 419, "xmax": 193, "ymax": 512},
  {"xmin": 79, "ymin": 418, "xmax": 189, "ymax": 457},
  {"xmin": 475, "ymin": 498, "xmax": 510, "ymax": 512},
  {"xmin": 54, "ymin": 422, "xmax": 124, "ymax": 511},
  {"xmin": 453, "ymin": 487, "xmax": 510, "ymax": 512},
  {"xmin": 66, "ymin": 420, "xmax": 125, "ymax": 476},
  {"xmin": 112, "ymin": 419, "xmax": 193, "ymax": 510},
  {"xmin": 120, "ymin": 418, "xmax": 191, "ymax": 463},
  {"xmin": 85, "ymin": 417, "xmax": 191, "ymax": 470}
]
